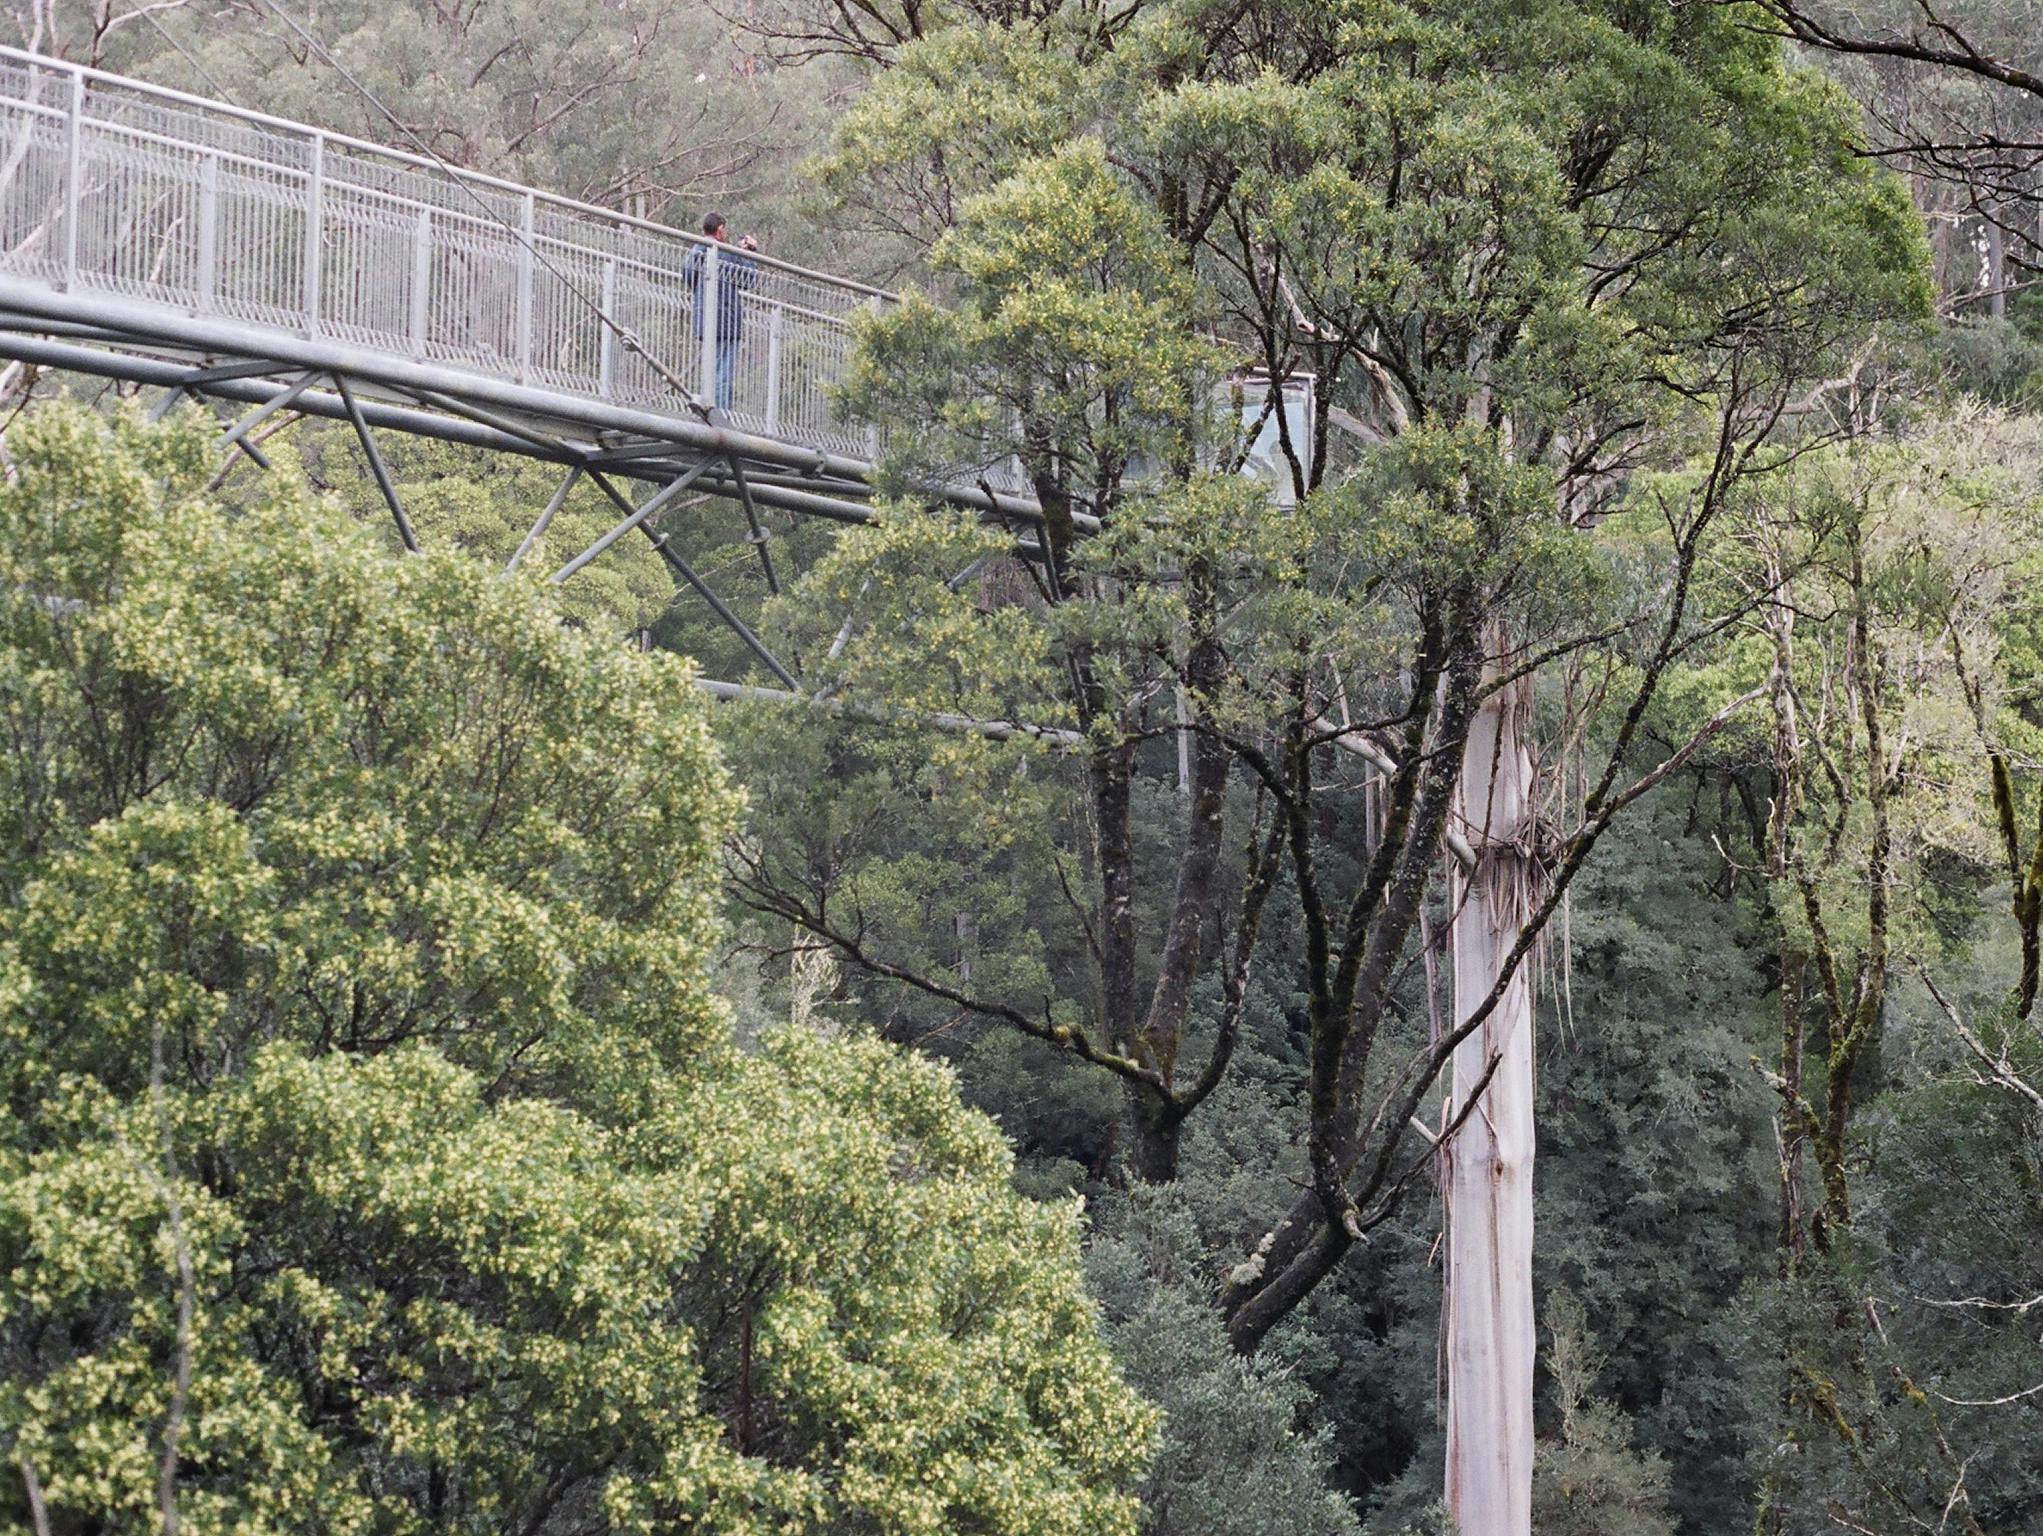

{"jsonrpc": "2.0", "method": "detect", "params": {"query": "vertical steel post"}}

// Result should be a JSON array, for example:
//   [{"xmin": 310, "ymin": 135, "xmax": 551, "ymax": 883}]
[
  {"xmin": 1009, "ymin": 409, "xmax": 1026, "ymax": 495},
  {"xmin": 598, "ymin": 256, "xmax": 617, "ymax": 398},
  {"xmin": 765, "ymin": 302, "xmax": 784, "ymax": 434},
  {"xmin": 196, "ymin": 152, "xmax": 219, "ymax": 309},
  {"xmin": 698, "ymin": 242, "xmax": 720, "ymax": 405},
  {"xmin": 302, "ymin": 132, "xmax": 324, "ymax": 336},
  {"xmin": 864, "ymin": 292, "xmax": 883, "ymax": 462},
  {"xmin": 515, "ymin": 190, "xmax": 534, "ymax": 382},
  {"xmin": 60, "ymin": 67, "xmax": 83, "ymax": 291},
  {"xmin": 409, "ymin": 206, "xmax": 432, "ymax": 357}
]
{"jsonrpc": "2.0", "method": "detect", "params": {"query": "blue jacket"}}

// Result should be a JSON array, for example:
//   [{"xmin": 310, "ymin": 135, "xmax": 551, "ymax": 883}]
[{"xmin": 683, "ymin": 243, "xmax": 755, "ymax": 343}]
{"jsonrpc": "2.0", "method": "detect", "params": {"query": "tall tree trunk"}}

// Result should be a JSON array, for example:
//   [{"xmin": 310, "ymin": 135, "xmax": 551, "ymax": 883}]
[
  {"xmin": 1987, "ymin": 216, "xmax": 2007, "ymax": 320},
  {"xmin": 1123, "ymin": 574, "xmax": 1230, "ymax": 1182},
  {"xmin": 1123, "ymin": 1086, "xmax": 1184, "ymax": 1183},
  {"xmin": 1766, "ymin": 590, "xmax": 1808, "ymax": 1278},
  {"xmin": 1092, "ymin": 737, "xmax": 1171, "ymax": 1175},
  {"xmin": 1444, "ymin": 653, "xmax": 1538, "ymax": 1536}
]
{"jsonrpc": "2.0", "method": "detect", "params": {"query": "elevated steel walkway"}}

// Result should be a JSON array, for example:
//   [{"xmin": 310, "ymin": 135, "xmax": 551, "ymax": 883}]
[{"xmin": 0, "ymin": 45, "xmax": 1043, "ymax": 602}]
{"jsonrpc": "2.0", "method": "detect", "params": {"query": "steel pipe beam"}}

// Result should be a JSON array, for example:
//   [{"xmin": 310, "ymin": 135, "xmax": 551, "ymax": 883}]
[
  {"xmin": 554, "ymin": 461, "xmax": 715, "ymax": 583},
  {"xmin": 333, "ymin": 374, "xmax": 419, "ymax": 553},
  {"xmin": 507, "ymin": 464, "xmax": 583, "ymax": 573},
  {"xmin": 723, "ymin": 455, "xmax": 781, "ymax": 595},
  {"xmin": 693, "ymin": 678, "xmax": 1082, "ymax": 747},
  {"xmin": 0, "ymin": 333, "xmax": 891, "ymax": 528},
  {"xmin": 0, "ymin": 283, "xmax": 1062, "ymax": 526}
]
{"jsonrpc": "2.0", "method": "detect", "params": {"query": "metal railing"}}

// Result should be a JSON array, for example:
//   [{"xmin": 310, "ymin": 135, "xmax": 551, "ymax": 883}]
[{"xmin": 0, "ymin": 46, "xmax": 1025, "ymax": 492}]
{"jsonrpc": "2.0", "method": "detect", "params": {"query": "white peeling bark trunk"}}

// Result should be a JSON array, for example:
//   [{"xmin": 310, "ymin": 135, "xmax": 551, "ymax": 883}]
[
  {"xmin": 1444, "ymin": 654, "xmax": 1538, "ymax": 1536},
  {"xmin": 1987, "ymin": 217, "xmax": 2007, "ymax": 321}
]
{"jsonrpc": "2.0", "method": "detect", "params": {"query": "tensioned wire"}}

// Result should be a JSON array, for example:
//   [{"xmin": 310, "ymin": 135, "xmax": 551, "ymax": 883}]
[{"xmin": 124, "ymin": 4, "xmax": 235, "ymax": 103}]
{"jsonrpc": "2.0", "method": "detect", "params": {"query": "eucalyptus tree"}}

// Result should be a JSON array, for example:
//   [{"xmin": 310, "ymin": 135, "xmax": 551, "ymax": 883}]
[{"xmin": 734, "ymin": 17, "xmax": 1924, "ymax": 1534}]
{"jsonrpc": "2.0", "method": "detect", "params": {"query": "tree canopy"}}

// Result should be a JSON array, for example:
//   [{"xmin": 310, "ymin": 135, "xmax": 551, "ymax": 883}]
[{"xmin": 0, "ymin": 408, "xmax": 1152, "ymax": 1535}]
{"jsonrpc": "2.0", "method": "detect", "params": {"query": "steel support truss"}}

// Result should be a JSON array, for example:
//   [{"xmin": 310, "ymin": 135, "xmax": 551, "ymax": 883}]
[{"xmin": 0, "ymin": 316, "xmax": 1065, "ymax": 740}]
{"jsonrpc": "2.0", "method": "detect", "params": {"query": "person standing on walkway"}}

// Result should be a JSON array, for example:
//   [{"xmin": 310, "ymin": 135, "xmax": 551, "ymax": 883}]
[{"xmin": 684, "ymin": 212, "xmax": 758, "ymax": 414}]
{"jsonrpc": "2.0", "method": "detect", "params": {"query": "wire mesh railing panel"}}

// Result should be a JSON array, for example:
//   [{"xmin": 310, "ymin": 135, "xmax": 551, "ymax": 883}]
[
  {"xmin": 718, "ymin": 258, "xmax": 870, "ymax": 456},
  {"xmin": 0, "ymin": 46, "xmax": 1036, "ymax": 495},
  {"xmin": 421, "ymin": 210, "xmax": 522, "ymax": 374},
  {"xmin": 606, "ymin": 255, "xmax": 705, "ymax": 414},
  {"xmin": 211, "ymin": 156, "xmax": 309, "ymax": 329},
  {"xmin": 85, "ymin": 81, "xmax": 304, "ymax": 174},
  {"xmin": 331, "ymin": 140, "xmax": 521, "ymax": 225},
  {"xmin": 0, "ymin": 71, "xmax": 70, "ymax": 284},
  {"xmin": 75, "ymin": 131, "xmax": 202, "ymax": 305},
  {"xmin": 528, "ymin": 231, "xmax": 607, "ymax": 394},
  {"xmin": 78, "ymin": 77, "xmax": 314, "ymax": 329},
  {"xmin": 318, "ymin": 180, "xmax": 419, "ymax": 350}
]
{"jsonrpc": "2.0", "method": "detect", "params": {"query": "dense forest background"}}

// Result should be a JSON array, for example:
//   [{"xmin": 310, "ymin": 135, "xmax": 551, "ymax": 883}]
[{"xmin": 2, "ymin": 1, "xmax": 2041, "ymax": 1534}]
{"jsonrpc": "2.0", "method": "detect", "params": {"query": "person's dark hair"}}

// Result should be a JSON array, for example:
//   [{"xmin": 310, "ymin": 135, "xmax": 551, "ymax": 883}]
[{"xmin": 701, "ymin": 212, "xmax": 726, "ymax": 237}]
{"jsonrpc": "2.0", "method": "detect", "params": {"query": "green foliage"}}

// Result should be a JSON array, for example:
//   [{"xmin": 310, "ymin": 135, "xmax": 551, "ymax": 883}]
[
  {"xmin": 1851, "ymin": 1013, "xmax": 2043, "ymax": 1528},
  {"xmin": 1531, "ymin": 1292, "xmax": 1677, "ymax": 1536},
  {"xmin": 1532, "ymin": 803, "xmax": 1779, "ymax": 1528},
  {"xmin": 1085, "ymin": 1189, "xmax": 1363, "ymax": 1536},
  {"xmin": 812, "ymin": 21, "xmax": 1099, "ymax": 249},
  {"xmin": 843, "ymin": 136, "xmax": 1221, "ymax": 496},
  {"xmin": 1645, "ymin": 401, "xmax": 2043, "ymax": 1531},
  {"xmin": 0, "ymin": 406, "xmax": 735, "ymax": 1116},
  {"xmin": 289, "ymin": 429, "xmax": 676, "ymax": 636},
  {"xmin": 2, "ymin": 1030, "xmax": 1155, "ymax": 1535},
  {"xmin": 0, "ymin": 407, "xmax": 1155, "ymax": 1535},
  {"xmin": 1932, "ymin": 315, "xmax": 2043, "ymax": 409},
  {"xmin": 772, "ymin": 499, "xmax": 1054, "ymax": 723},
  {"xmin": 1701, "ymin": 408, "xmax": 2043, "ymax": 992},
  {"xmin": 737, "ymin": 5, "xmax": 1941, "ymax": 1522},
  {"xmin": 4, "ymin": 0, "xmax": 2034, "ymax": 1529}
]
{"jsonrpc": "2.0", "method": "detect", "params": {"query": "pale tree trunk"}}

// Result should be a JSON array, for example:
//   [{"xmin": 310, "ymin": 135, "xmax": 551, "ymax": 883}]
[
  {"xmin": 1444, "ymin": 652, "xmax": 1539, "ymax": 1536},
  {"xmin": 1987, "ymin": 216, "xmax": 2007, "ymax": 320}
]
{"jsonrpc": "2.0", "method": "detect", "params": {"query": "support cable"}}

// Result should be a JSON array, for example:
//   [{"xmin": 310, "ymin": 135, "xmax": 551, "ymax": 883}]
[{"xmin": 124, "ymin": 3, "xmax": 237, "ymax": 101}]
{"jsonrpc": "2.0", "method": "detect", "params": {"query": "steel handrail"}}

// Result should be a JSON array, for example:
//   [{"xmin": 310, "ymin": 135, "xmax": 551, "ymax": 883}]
[{"xmin": 0, "ymin": 44, "xmax": 892, "ymax": 299}]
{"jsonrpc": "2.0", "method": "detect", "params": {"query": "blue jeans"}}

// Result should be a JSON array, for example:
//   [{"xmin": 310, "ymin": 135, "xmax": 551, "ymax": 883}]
[{"xmin": 714, "ymin": 336, "xmax": 739, "ymax": 411}]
